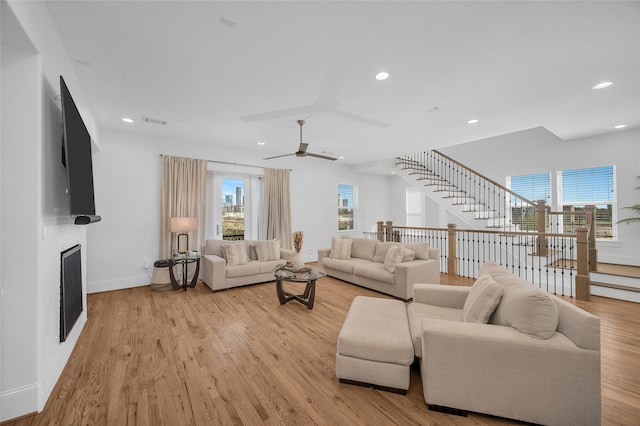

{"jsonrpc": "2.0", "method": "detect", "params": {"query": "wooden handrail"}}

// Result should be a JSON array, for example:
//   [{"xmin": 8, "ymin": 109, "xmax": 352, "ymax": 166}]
[{"xmin": 431, "ymin": 150, "xmax": 539, "ymax": 207}]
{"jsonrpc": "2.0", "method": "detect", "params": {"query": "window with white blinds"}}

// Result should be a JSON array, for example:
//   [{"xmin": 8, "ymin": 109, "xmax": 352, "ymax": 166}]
[
  {"xmin": 559, "ymin": 165, "xmax": 615, "ymax": 238},
  {"xmin": 508, "ymin": 172, "xmax": 551, "ymax": 203},
  {"xmin": 406, "ymin": 187, "xmax": 425, "ymax": 227}
]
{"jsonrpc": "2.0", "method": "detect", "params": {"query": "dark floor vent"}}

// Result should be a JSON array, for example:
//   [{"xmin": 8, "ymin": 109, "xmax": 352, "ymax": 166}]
[{"xmin": 60, "ymin": 244, "xmax": 83, "ymax": 342}]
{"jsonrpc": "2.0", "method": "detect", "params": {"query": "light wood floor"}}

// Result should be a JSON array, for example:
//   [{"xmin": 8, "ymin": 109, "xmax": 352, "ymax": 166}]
[{"xmin": 4, "ymin": 274, "xmax": 640, "ymax": 425}]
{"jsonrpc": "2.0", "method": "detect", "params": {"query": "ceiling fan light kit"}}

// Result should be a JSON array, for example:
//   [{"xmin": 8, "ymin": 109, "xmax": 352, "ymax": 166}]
[{"xmin": 263, "ymin": 120, "xmax": 338, "ymax": 161}]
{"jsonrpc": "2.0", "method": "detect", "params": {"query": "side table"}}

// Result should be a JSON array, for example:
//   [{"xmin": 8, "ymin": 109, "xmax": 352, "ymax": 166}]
[
  {"xmin": 169, "ymin": 253, "xmax": 201, "ymax": 291},
  {"xmin": 273, "ymin": 265, "xmax": 326, "ymax": 309}
]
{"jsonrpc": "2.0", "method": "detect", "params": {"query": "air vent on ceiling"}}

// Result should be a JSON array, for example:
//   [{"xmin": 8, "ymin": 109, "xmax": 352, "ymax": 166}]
[{"xmin": 142, "ymin": 117, "xmax": 167, "ymax": 126}]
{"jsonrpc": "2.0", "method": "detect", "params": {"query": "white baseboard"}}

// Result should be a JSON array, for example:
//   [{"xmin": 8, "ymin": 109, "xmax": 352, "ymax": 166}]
[
  {"xmin": 1, "ymin": 382, "xmax": 38, "ymax": 422},
  {"xmin": 87, "ymin": 274, "xmax": 150, "ymax": 294}
]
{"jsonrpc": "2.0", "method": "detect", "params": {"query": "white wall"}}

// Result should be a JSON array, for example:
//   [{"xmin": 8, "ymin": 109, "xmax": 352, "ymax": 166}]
[
  {"xmin": 440, "ymin": 126, "xmax": 640, "ymax": 265},
  {"xmin": 1, "ymin": 1, "xmax": 98, "ymax": 421},
  {"xmin": 87, "ymin": 128, "xmax": 393, "ymax": 293}
]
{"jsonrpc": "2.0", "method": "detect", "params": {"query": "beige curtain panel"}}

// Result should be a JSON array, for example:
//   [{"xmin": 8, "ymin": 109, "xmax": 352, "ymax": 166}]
[
  {"xmin": 261, "ymin": 168, "xmax": 292, "ymax": 249},
  {"xmin": 160, "ymin": 155, "xmax": 207, "ymax": 258}
]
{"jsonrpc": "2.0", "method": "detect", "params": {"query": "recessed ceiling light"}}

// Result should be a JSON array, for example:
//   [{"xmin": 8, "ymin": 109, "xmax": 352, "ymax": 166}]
[
  {"xmin": 614, "ymin": 124, "xmax": 627, "ymax": 129},
  {"xmin": 122, "ymin": 117, "xmax": 134, "ymax": 123},
  {"xmin": 467, "ymin": 119, "xmax": 479, "ymax": 124},
  {"xmin": 592, "ymin": 81, "xmax": 613, "ymax": 90},
  {"xmin": 257, "ymin": 140, "xmax": 265, "ymax": 145},
  {"xmin": 338, "ymin": 156, "xmax": 345, "ymax": 159},
  {"xmin": 375, "ymin": 72, "xmax": 390, "ymax": 81}
]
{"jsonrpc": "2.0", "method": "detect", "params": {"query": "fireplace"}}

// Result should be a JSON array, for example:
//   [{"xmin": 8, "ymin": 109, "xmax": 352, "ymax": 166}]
[{"xmin": 60, "ymin": 244, "xmax": 83, "ymax": 342}]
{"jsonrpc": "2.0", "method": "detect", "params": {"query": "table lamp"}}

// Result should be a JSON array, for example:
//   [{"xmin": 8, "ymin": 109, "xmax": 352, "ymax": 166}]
[{"xmin": 170, "ymin": 216, "xmax": 197, "ymax": 254}]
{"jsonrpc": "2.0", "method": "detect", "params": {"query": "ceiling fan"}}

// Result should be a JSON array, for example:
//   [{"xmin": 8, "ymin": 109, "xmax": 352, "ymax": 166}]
[{"xmin": 264, "ymin": 120, "xmax": 337, "ymax": 161}]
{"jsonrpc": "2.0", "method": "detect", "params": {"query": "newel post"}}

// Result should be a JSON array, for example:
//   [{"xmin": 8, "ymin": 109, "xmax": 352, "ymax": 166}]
[
  {"xmin": 385, "ymin": 221, "xmax": 393, "ymax": 242},
  {"xmin": 536, "ymin": 200, "xmax": 548, "ymax": 256},
  {"xmin": 377, "ymin": 221, "xmax": 384, "ymax": 242},
  {"xmin": 585, "ymin": 205, "xmax": 597, "ymax": 271},
  {"xmin": 447, "ymin": 223, "xmax": 458, "ymax": 276},
  {"xmin": 576, "ymin": 227, "xmax": 591, "ymax": 301}
]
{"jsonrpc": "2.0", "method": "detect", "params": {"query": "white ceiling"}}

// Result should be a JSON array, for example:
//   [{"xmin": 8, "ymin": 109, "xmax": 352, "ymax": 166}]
[{"xmin": 45, "ymin": 1, "xmax": 640, "ymax": 166}]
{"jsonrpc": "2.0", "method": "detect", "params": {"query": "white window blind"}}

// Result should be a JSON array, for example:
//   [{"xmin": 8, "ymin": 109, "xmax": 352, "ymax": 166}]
[
  {"xmin": 561, "ymin": 166, "xmax": 614, "ymax": 204},
  {"xmin": 509, "ymin": 172, "xmax": 550, "ymax": 203},
  {"xmin": 406, "ymin": 187, "xmax": 425, "ymax": 227}
]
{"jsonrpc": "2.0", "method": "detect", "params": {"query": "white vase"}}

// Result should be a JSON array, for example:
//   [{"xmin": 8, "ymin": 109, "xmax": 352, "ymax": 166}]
[{"xmin": 292, "ymin": 252, "xmax": 305, "ymax": 270}]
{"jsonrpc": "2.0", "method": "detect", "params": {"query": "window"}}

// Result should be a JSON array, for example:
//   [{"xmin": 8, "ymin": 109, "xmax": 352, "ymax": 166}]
[
  {"xmin": 222, "ymin": 178, "xmax": 245, "ymax": 240},
  {"xmin": 559, "ymin": 166, "xmax": 615, "ymax": 238},
  {"xmin": 338, "ymin": 184, "xmax": 356, "ymax": 231},
  {"xmin": 507, "ymin": 173, "xmax": 550, "ymax": 231},
  {"xmin": 406, "ymin": 187, "xmax": 425, "ymax": 227}
]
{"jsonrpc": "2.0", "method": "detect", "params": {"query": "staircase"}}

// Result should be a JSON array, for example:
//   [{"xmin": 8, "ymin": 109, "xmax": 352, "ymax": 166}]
[
  {"xmin": 396, "ymin": 151, "xmax": 540, "ymax": 232},
  {"xmin": 396, "ymin": 150, "xmax": 639, "ymax": 303}
]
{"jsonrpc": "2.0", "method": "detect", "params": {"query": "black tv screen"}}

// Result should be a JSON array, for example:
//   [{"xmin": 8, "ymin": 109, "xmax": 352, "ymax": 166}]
[{"xmin": 60, "ymin": 76, "xmax": 101, "ymax": 224}]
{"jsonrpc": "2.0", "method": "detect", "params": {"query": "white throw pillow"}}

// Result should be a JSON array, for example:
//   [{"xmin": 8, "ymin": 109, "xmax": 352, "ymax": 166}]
[
  {"xmin": 256, "ymin": 239, "xmax": 280, "ymax": 261},
  {"xmin": 383, "ymin": 245, "xmax": 404, "ymax": 273},
  {"xmin": 225, "ymin": 241, "xmax": 248, "ymax": 266},
  {"xmin": 329, "ymin": 238, "xmax": 352, "ymax": 260},
  {"xmin": 462, "ymin": 274, "xmax": 504, "ymax": 323}
]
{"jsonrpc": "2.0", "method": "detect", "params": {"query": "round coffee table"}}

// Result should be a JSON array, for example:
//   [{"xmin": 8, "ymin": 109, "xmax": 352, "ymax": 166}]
[{"xmin": 273, "ymin": 265, "xmax": 326, "ymax": 309}]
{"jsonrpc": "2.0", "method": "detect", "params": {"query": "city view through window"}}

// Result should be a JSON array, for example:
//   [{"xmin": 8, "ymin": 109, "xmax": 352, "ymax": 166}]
[
  {"xmin": 338, "ymin": 184, "xmax": 354, "ymax": 231},
  {"xmin": 222, "ymin": 178, "xmax": 244, "ymax": 240}
]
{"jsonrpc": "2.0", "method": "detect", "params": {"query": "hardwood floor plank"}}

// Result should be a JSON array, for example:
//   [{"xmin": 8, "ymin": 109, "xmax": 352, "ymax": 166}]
[{"xmin": 2, "ymin": 273, "xmax": 639, "ymax": 426}]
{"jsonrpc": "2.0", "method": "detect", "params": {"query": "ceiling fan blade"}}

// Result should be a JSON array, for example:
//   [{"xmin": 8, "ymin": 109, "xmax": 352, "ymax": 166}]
[
  {"xmin": 240, "ymin": 106, "xmax": 315, "ymax": 122},
  {"xmin": 298, "ymin": 142, "xmax": 309, "ymax": 153},
  {"xmin": 334, "ymin": 108, "xmax": 391, "ymax": 128},
  {"xmin": 263, "ymin": 153, "xmax": 295, "ymax": 160},
  {"xmin": 306, "ymin": 152, "xmax": 338, "ymax": 161}
]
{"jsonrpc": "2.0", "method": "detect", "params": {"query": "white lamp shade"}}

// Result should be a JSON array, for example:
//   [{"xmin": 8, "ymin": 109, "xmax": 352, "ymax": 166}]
[{"xmin": 170, "ymin": 216, "xmax": 197, "ymax": 232}]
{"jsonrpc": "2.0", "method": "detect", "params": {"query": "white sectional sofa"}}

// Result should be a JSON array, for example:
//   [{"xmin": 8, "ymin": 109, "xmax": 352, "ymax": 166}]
[
  {"xmin": 408, "ymin": 262, "xmax": 601, "ymax": 426},
  {"xmin": 318, "ymin": 237, "xmax": 440, "ymax": 300},
  {"xmin": 201, "ymin": 239, "xmax": 294, "ymax": 291}
]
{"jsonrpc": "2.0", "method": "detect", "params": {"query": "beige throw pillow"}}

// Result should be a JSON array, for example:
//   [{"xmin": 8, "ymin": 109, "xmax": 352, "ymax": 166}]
[
  {"xmin": 329, "ymin": 238, "xmax": 352, "ymax": 260},
  {"xmin": 509, "ymin": 286, "xmax": 559, "ymax": 339},
  {"xmin": 401, "ymin": 247, "xmax": 416, "ymax": 262},
  {"xmin": 256, "ymin": 240, "xmax": 280, "ymax": 261},
  {"xmin": 462, "ymin": 274, "xmax": 504, "ymax": 323},
  {"xmin": 225, "ymin": 242, "xmax": 248, "ymax": 266},
  {"xmin": 383, "ymin": 245, "xmax": 404, "ymax": 273}
]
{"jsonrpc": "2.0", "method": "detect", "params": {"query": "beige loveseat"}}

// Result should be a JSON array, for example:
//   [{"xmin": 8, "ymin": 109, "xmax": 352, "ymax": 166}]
[
  {"xmin": 201, "ymin": 239, "xmax": 294, "ymax": 291},
  {"xmin": 408, "ymin": 262, "xmax": 601, "ymax": 426},
  {"xmin": 318, "ymin": 237, "xmax": 440, "ymax": 300}
]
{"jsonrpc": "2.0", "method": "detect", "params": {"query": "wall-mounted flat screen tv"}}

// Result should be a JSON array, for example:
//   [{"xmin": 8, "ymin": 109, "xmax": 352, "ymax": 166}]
[{"xmin": 60, "ymin": 76, "xmax": 101, "ymax": 225}]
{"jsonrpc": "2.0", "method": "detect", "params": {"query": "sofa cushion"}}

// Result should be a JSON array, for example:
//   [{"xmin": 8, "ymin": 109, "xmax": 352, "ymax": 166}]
[
  {"xmin": 256, "ymin": 239, "xmax": 280, "ymax": 261},
  {"xmin": 323, "ymin": 257, "xmax": 369, "ymax": 274},
  {"xmin": 225, "ymin": 261, "xmax": 261, "ymax": 278},
  {"xmin": 384, "ymin": 245, "xmax": 404, "ymax": 273},
  {"xmin": 330, "ymin": 238, "xmax": 352, "ymax": 259},
  {"xmin": 245, "ymin": 240, "xmax": 258, "ymax": 260},
  {"xmin": 490, "ymin": 284, "xmax": 559, "ymax": 339},
  {"xmin": 407, "ymin": 303, "xmax": 463, "ymax": 357},
  {"xmin": 258, "ymin": 259, "xmax": 283, "ymax": 274},
  {"xmin": 345, "ymin": 237, "xmax": 378, "ymax": 261},
  {"xmin": 353, "ymin": 263, "xmax": 395, "ymax": 285},
  {"xmin": 462, "ymin": 274, "xmax": 503, "ymax": 323},
  {"xmin": 510, "ymin": 286, "xmax": 559, "ymax": 339},
  {"xmin": 372, "ymin": 242, "xmax": 395, "ymax": 263},
  {"xmin": 401, "ymin": 247, "xmax": 416, "ymax": 262},
  {"xmin": 224, "ymin": 241, "xmax": 249, "ymax": 266},
  {"xmin": 402, "ymin": 242, "xmax": 430, "ymax": 260},
  {"xmin": 205, "ymin": 239, "xmax": 225, "ymax": 257}
]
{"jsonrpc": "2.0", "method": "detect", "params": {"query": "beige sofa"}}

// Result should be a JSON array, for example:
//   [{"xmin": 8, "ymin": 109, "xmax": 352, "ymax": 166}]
[
  {"xmin": 201, "ymin": 239, "xmax": 294, "ymax": 291},
  {"xmin": 408, "ymin": 262, "xmax": 601, "ymax": 426},
  {"xmin": 318, "ymin": 237, "xmax": 440, "ymax": 300}
]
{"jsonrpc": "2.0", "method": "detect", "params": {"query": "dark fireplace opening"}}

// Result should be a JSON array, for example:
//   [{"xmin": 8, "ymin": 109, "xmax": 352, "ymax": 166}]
[{"xmin": 60, "ymin": 244, "xmax": 83, "ymax": 342}]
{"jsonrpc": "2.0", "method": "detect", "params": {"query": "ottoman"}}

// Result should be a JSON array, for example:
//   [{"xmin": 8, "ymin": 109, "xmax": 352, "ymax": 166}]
[{"xmin": 336, "ymin": 296, "xmax": 414, "ymax": 394}]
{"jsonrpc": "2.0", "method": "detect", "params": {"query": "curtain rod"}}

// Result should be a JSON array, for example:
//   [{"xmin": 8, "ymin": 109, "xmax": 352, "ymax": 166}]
[{"xmin": 160, "ymin": 154, "xmax": 291, "ymax": 171}]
